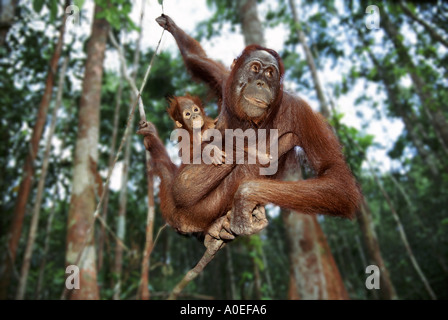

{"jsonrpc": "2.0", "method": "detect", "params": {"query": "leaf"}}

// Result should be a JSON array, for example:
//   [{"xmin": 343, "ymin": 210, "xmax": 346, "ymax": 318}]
[
  {"xmin": 50, "ymin": 0, "xmax": 58, "ymax": 24},
  {"xmin": 33, "ymin": 0, "xmax": 45, "ymax": 13},
  {"xmin": 77, "ymin": 0, "xmax": 86, "ymax": 9},
  {"xmin": 158, "ymin": 0, "xmax": 163, "ymax": 5}
]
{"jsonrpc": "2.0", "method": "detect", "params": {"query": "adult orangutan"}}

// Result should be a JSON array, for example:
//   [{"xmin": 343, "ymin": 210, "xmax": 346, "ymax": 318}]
[
  {"xmin": 147, "ymin": 14, "xmax": 361, "ymax": 239},
  {"xmin": 166, "ymin": 94, "xmax": 221, "ymax": 165}
]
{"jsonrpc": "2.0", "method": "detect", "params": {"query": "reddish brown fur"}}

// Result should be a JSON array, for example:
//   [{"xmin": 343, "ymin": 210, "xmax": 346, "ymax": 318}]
[
  {"xmin": 138, "ymin": 123, "xmax": 239, "ymax": 233},
  {"xmin": 152, "ymin": 15, "xmax": 362, "ymax": 236},
  {"xmin": 167, "ymin": 94, "xmax": 216, "ymax": 163},
  {"xmin": 167, "ymin": 94, "xmax": 214, "ymax": 130}
]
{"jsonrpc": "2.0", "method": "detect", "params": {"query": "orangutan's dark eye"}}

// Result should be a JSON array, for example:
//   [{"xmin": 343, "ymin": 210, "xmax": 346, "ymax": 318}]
[{"xmin": 251, "ymin": 64, "xmax": 260, "ymax": 73}]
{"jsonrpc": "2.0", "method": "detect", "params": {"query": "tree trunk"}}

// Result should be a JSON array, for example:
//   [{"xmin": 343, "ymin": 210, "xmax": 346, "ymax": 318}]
[
  {"xmin": 283, "ymin": 210, "xmax": 327, "ymax": 300},
  {"xmin": 314, "ymin": 217, "xmax": 350, "ymax": 299},
  {"xmin": 113, "ymin": 0, "xmax": 146, "ymax": 299},
  {"xmin": 237, "ymin": 0, "xmax": 265, "ymax": 46},
  {"xmin": 15, "ymin": 55, "xmax": 69, "ymax": 300},
  {"xmin": 98, "ymin": 75, "xmax": 123, "ymax": 273},
  {"xmin": 112, "ymin": 119, "xmax": 131, "ymax": 300},
  {"xmin": 361, "ymin": 34, "xmax": 440, "ymax": 176},
  {"xmin": 0, "ymin": 0, "xmax": 18, "ymax": 46},
  {"xmin": 398, "ymin": 0, "xmax": 448, "ymax": 48},
  {"xmin": 365, "ymin": 158, "xmax": 437, "ymax": 300},
  {"xmin": 382, "ymin": 7, "xmax": 448, "ymax": 153},
  {"xmin": 288, "ymin": 0, "xmax": 330, "ymax": 118},
  {"xmin": 106, "ymin": 1, "xmax": 157, "ymax": 301},
  {"xmin": 355, "ymin": 236, "xmax": 368, "ymax": 270},
  {"xmin": 389, "ymin": 174, "xmax": 448, "ymax": 273},
  {"xmin": 65, "ymin": 3, "xmax": 109, "ymax": 300},
  {"xmin": 0, "ymin": 0, "xmax": 69, "ymax": 299},
  {"xmin": 138, "ymin": 172, "xmax": 155, "ymax": 300},
  {"xmin": 225, "ymin": 246, "xmax": 238, "ymax": 299},
  {"xmin": 108, "ymin": 12, "xmax": 157, "ymax": 299},
  {"xmin": 283, "ymin": 210, "xmax": 349, "ymax": 299},
  {"xmin": 259, "ymin": 236, "xmax": 274, "ymax": 297},
  {"xmin": 357, "ymin": 200, "xmax": 397, "ymax": 299},
  {"xmin": 35, "ymin": 194, "xmax": 57, "ymax": 300},
  {"xmin": 326, "ymin": 45, "xmax": 399, "ymax": 299},
  {"xmin": 252, "ymin": 257, "xmax": 262, "ymax": 299},
  {"xmin": 282, "ymin": 155, "xmax": 348, "ymax": 300}
]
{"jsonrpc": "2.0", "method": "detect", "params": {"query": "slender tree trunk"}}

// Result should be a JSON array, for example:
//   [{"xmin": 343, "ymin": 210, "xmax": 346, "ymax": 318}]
[
  {"xmin": 107, "ymin": 1, "xmax": 156, "ymax": 301},
  {"xmin": 138, "ymin": 175, "xmax": 155, "ymax": 300},
  {"xmin": 112, "ymin": 119, "xmax": 132, "ymax": 300},
  {"xmin": 355, "ymin": 236, "xmax": 368, "ymax": 271},
  {"xmin": 364, "ymin": 158, "xmax": 437, "ymax": 300},
  {"xmin": 98, "ymin": 75, "xmax": 123, "ymax": 272},
  {"xmin": 113, "ymin": 1, "xmax": 146, "ymax": 299},
  {"xmin": 35, "ymin": 190, "xmax": 57, "ymax": 299},
  {"xmin": 36, "ymin": 119, "xmax": 71, "ymax": 300},
  {"xmin": 328, "ymin": 80, "xmax": 399, "ymax": 300},
  {"xmin": 247, "ymin": 236, "xmax": 264, "ymax": 299},
  {"xmin": 357, "ymin": 200, "xmax": 397, "ymax": 299},
  {"xmin": 361, "ymin": 39, "xmax": 440, "ymax": 176},
  {"xmin": 15, "ymin": 56, "xmax": 69, "ymax": 300},
  {"xmin": 259, "ymin": 235, "xmax": 274, "ymax": 297},
  {"xmin": 398, "ymin": 0, "xmax": 448, "ymax": 48},
  {"xmin": 388, "ymin": 174, "xmax": 448, "ymax": 273},
  {"xmin": 329, "ymin": 95, "xmax": 398, "ymax": 300},
  {"xmin": 382, "ymin": 7, "xmax": 448, "ymax": 153},
  {"xmin": 328, "ymin": 93, "xmax": 397, "ymax": 299},
  {"xmin": 109, "ymin": 16, "xmax": 157, "ymax": 300},
  {"xmin": 379, "ymin": 183, "xmax": 437, "ymax": 300},
  {"xmin": 0, "ymin": 0, "xmax": 18, "ymax": 46},
  {"xmin": 0, "ymin": 1, "xmax": 69, "ymax": 298},
  {"xmin": 225, "ymin": 246, "xmax": 238, "ymax": 299},
  {"xmin": 253, "ymin": 259, "xmax": 262, "ymax": 300},
  {"xmin": 288, "ymin": 0, "xmax": 330, "ymax": 118},
  {"xmin": 65, "ymin": 3, "xmax": 109, "ymax": 300},
  {"xmin": 237, "ymin": 0, "xmax": 265, "ymax": 46}
]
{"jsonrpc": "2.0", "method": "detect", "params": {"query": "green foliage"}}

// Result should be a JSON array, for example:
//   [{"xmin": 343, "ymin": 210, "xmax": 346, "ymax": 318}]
[
  {"xmin": 196, "ymin": 0, "xmax": 240, "ymax": 40},
  {"xmin": 96, "ymin": 0, "xmax": 137, "ymax": 31},
  {"xmin": 31, "ymin": 0, "xmax": 60, "ymax": 23},
  {"xmin": 32, "ymin": 0, "xmax": 45, "ymax": 13},
  {"xmin": 248, "ymin": 235, "xmax": 265, "ymax": 272},
  {"xmin": 329, "ymin": 112, "xmax": 374, "ymax": 176}
]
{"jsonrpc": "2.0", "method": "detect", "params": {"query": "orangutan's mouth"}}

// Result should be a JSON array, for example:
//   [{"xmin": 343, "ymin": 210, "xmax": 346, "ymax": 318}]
[{"xmin": 244, "ymin": 95, "xmax": 269, "ymax": 108}]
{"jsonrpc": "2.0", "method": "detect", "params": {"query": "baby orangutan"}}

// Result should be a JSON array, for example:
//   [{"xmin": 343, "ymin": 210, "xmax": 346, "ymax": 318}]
[
  {"xmin": 167, "ymin": 94, "xmax": 215, "ymax": 132},
  {"xmin": 168, "ymin": 94, "xmax": 273, "ymax": 166},
  {"xmin": 167, "ymin": 94, "xmax": 227, "ymax": 165}
]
